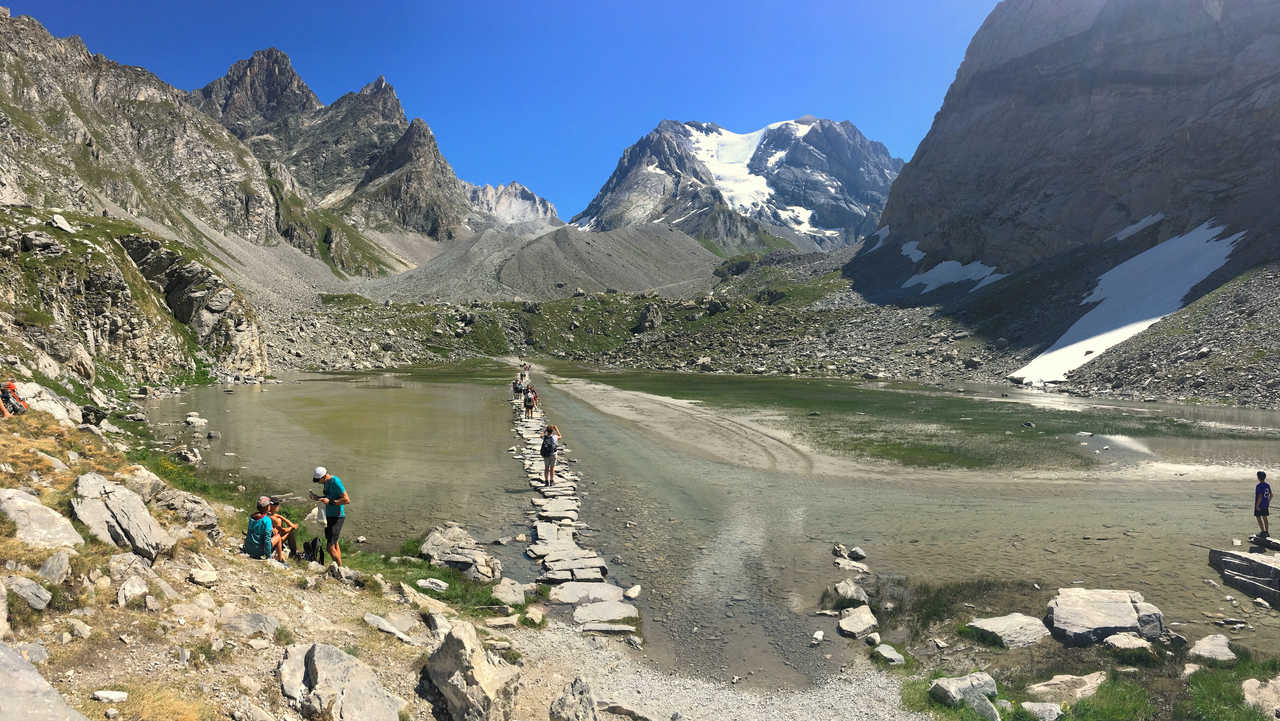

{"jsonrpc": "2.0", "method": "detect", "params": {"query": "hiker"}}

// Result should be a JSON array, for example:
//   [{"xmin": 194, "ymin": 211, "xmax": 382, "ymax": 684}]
[
  {"xmin": 1, "ymin": 381, "xmax": 27, "ymax": 417},
  {"xmin": 313, "ymin": 466, "xmax": 349, "ymax": 566},
  {"xmin": 540, "ymin": 424, "xmax": 562, "ymax": 486},
  {"xmin": 243, "ymin": 496, "xmax": 278, "ymax": 560},
  {"xmin": 267, "ymin": 497, "xmax": 298, "ymax": 561},
  {"xmin": 512, "ymin": 377, "xmax": 524, "ymax": 400},
  {"xmin": 523, "ymin": 386, "xmax": 536, "ymax": 419},
  {"xmin": 1256, "ymin": 470, "xmax": 1272, "ymax": 539}
]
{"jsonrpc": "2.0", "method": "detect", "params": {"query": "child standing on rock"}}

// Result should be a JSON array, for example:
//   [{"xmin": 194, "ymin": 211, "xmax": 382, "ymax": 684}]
[
  {"xmin": 1256, "ymin": 470, "xmax": 1271, "ymax": 539},
  {"xmin": 541, "ymin": 425, "xmax": 562, "ymax": 486}
]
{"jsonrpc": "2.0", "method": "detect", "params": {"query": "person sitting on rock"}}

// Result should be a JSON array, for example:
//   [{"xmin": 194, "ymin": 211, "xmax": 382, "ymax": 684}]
[
  {"xmin": 243, "ymin": 496, "xmax": 277, "ymax": 560},
  {"xmin": 267, "ymin": 497, "xmax": 298, "ymax": 561},
  {"xmin": 541, "ymin": 425, "xmax": 562, "ymax": 486}
]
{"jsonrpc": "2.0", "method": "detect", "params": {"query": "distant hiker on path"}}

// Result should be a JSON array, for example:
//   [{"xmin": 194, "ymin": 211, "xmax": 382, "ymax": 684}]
[
  {"xmin": 523, "ymin": 386, "xmax": 537, "ymax": 419},
  {"xmin": 541, "ymin": 424, "xmax": 562, "ymax": 486},
  {"xmin": 243, "ymin": 496, "xmax": 277, "ymax": 560},
  {"xmin": 1, "ymin": 381, "xmax": 27, "ymax": 417},
  {"xmin": 512, "ymin": 377, "xmax": 523, "ymax": 400},
  {"xmin": 312, "ymin": 466, "xmax": 349, "ymax": 566},
  {"xmin": 1256, "ymin": 470, "xmax": 1271, "ymax": 539}
]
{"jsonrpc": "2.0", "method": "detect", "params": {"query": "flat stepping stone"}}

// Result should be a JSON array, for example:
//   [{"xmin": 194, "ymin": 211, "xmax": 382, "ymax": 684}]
[
  {"xmin": 549, "ymin": 582, "xmax": 624, "ymax": 604},
  {"xmin": 836, "ymin": 605, "xmax": 878, "ymax": 639},
  {"xmin": 573, "ymin": 601, "xmax": 638, "ymax": 624},
  {"xmin": 1189, "ymin": 634, "xmax": 1236, "ymax": 664},
  {"xmin": 967, "ymin": 613, "xmax": 1051, "ymax": 648},
  {"xmin": 580, "ymin": 623, "xmax": 636, "ymax": 634}
]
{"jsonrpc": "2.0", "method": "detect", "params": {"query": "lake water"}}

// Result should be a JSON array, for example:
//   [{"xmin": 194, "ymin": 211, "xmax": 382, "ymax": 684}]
[{"xmin": 146, "ymin": 369, "xmax": 1280, "ymax": 687}]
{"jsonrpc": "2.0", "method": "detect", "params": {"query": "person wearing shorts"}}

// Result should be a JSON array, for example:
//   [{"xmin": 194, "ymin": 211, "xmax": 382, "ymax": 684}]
[
  {"xmin": 1256, "ymin": 470, "xmax": 1271, "ymax": 539},
  {"xmin": 313, "ymin": 466, "xmax": 350, "ymax": 565}
]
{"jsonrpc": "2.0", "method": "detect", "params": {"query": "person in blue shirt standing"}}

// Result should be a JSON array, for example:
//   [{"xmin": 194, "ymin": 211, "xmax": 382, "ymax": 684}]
[
  {"xmin": 243, "ymin": 496, "xmax": 276, "ymax": 559},
  {"xmin": 313, "ymin": 466, "xmax": 350, "ymax": 566},
  {"xmin": 1256, "ymin": 470, "xmax": 1271, "ymax": 539}
]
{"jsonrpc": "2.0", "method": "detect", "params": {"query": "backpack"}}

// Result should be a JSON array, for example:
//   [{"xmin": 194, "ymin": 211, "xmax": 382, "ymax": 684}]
[
  {"xmin": 524, "ymin": 394, "xmax": 534, "ymax": 408},
  {"xmin": 540, "ymin": 434, "xmax": 557, "ymax": 457}
]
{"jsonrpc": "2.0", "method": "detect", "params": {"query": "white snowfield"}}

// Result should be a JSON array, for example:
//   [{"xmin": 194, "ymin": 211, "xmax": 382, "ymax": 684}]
[
  {"xmin": 685, "ymin": 120, "xmax": 810, "ymax": 214},
  {"xmin": 1012, "ymin": 220, "xmax": 1245, "ymax": 384},
  {"xmin": 897, "ymin": 240, "xmax": 1005, "ymax": 293}
]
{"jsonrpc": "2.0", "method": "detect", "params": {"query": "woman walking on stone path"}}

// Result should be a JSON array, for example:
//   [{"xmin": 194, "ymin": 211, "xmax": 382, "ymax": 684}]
[
  {"xmin": 523, "ymin": 385, "xmax": 537, "ymax": 419},
  {"xmin": 541, "ymin": 425, "xmax": 562, "ymax": 486}
]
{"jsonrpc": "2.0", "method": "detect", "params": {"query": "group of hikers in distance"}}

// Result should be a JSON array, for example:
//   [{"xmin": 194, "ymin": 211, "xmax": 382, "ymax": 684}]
[
  {"xmin": 513, "ymin": 364, "xmax": 540, "ymax": 418},
  {"xmin": 514, "ymin": 362, "xmax": 563, "ymax": 486}
]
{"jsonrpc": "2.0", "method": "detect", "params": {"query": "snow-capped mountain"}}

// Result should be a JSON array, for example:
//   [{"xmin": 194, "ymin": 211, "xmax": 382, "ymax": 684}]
[{"xmin": 572, "ymin": 117, "xmax": 903, "ymax": 254}]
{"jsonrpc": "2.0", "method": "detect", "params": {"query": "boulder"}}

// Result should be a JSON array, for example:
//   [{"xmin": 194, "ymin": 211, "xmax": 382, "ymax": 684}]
[
  {"xmin": 548, "ymin": 582, "xmax": 624, "ymax": 605},
  {"xmin": 149, "ymin": 487, "xmax": 222, "ymax": 542},
  {"xmin": 549, "ymin": 677, "xmax": 598, "ymax": 721},
  {"xmin": 1026, "ymin": 672, "xmax": 1107, "ymax": 704},
  {"xmin": 0, "ymin": 579, "xmax": 8, "ymax": 640},
  {"xmin": 491, "ymin": 578, "xmax": 526, "ymax": 606},
  {"xmin": 0, "ymin": 489, "xmax": 83, "ymax": 549},
  {"xmin": 1044, "ymin": 588, "xmax": 1163, "ymax": 645},
  {"xmin": 967, "ymin": 613, "xmax": 1051, "ymax": 648},
  {"xmin": 873, "ymin": 644, "xmax": 905, "ymax": 665},
  {"xmin": 1242, "ymin": 675, "xmax": 1280, "ymax": 718},
  {"xmin": 116, "ymin": 575, "xmax": 148, "ymax": 607},
  {"xmin": 113, "ymin": 466, "xmax": 167, "ymax": 502},
  {"xmin": 1020, "ymin": 702, "xmax": 1064, "ymax": 721},
  {"xmin": 419, "ymin": 525, "xmax": 502, "ymax": 582},
  {"xmin": 37, "ymin": 551, "xmax": 71, "ymax": 585},
  {"xmin": 572, "ymin": 601, "xmax": 638, "ymax": 624},
  {"xmin": 1188, "ymin": 634, "xmax": 1236, "ymax": 664},
  {"xmin": 0, "ymin": 642, "xmax": 92, "ymax": 721},
  {"xmin": 278, "ymin": 643, "xmax": 408, "ymax": 721},
  {"xmin": 964, "ymin": 693, "xmax": 1001, "ymax": 721},
  {"xmin": 221, "ymin": 612, "xmax": 278, "ymax": 638},
  {"xmin": 836, "ymin": 605, "xmax": 878, "ymax": 639},
  {"xmin": 14, "ymin": 382, "xmax": 81, "ymax": 425},
  {"xmin": 425, "ymin": 621, "xmax": 520, "ymax": 721},
  {"xmin": 1103, "ymin": 632, "xmax": 1154, "ymax": 656},
  {"xmin": 363, "ymin": 613, "xmax": 415, "ymax": 645},
  {"xmin": 930, "ymin": 672, "xmax": 998, "ymax": 706},
  {"xmin": 5, "ymin": 576, "xmax": 50, "ymax": 610},
  {"xmin": 822, "ymin": 578, "xmax": 869, "ymax": 610},
  {"xmin": 70, "ymin": 473, "xmax": 175, "ymax": 561},
  {"xmin": 108, "ymin": 553, "xmax": 177, "ymax": 599}
]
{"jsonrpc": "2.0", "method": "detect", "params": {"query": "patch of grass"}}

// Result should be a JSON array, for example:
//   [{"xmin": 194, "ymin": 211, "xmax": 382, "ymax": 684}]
[
  {"xmin": 112, "ymin": 683, "xmax": 214, "ymax": 721},
  {"xmin": 274, "ymin": 626, "xmax": 295, "ymax": 646},
  {"xmin": 900, "ymin": 678, "xmax": 991, "ymax": 721},
  {"xmin": 1179, "ymin": 647, "xmax": 1280, "ymax": 721},
  {"xmin": 1069, "ymin": 675, "xmax": 1157, "ymax": 721},
  {"xmin": 319, "ymin": 293, "xmax": 373, "ymax": 307},
  {"xmin": 6, "ymin": 590, "xmax": 37, "ymax": 629},
  {"xmin": 341, "ymin": 643, "xmax": 362, "ymax": 658},
  {"xmin": 338, "ymin": 550, "xmax": 505, "ymax": 616},
  {"xmin": 888, "ymin": 578, "xmax": 1039, "ymax": 638}
]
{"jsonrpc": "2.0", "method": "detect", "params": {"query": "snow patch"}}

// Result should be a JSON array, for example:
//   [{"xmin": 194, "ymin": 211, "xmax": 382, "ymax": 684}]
[
  {"xmin": 900, "ymin": 241, "xmax": 926, "ymax": 262},
  {"xmin": 864, "ymin": 227, "xmax": 891, "ymax": 253},
  {"xmin": 1112, "ymin": 213, "xmax": 1165, "ymax": 241},
  {"xmin": 1012, "ymin": 221, "xmax": 1245, "ymax": 384},
  {"xmin": 902, "ymin": 259, "xmax": 1006, "ymax": 294},
  {"xmin": 686, "ymin": 125, "xmax": 773, "ymax": 212}
]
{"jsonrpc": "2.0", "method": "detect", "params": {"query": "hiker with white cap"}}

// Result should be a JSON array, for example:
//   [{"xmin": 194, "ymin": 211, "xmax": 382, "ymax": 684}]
[{"xmin": 311, "ymin": 466, "xmax": 349, "ymax": 566}]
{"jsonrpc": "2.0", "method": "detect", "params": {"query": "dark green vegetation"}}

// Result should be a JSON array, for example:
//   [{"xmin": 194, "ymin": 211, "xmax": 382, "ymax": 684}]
[
  {"xmin": 1179, "ymin": 649, "xmax": 1280, "ymax": 721},
  {"xmin": 545, "ymin": 365, "xmax": 1270, "ymax": 469}
]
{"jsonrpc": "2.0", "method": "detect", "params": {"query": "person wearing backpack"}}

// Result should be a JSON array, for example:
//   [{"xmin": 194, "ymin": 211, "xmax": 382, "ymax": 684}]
[
  {"xmin": 540, "ymin": 425, "xmax": 562, "ymax": 486},
  {"xmin": 242, "ymin": 496, "xmax": 277, "ymax": 560},
  {"xmin": 523, "ymin": 386, "xmax": 536, "ymax": 419}
]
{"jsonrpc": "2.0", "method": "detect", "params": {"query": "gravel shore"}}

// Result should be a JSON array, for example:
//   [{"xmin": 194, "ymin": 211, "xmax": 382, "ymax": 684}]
[{"xmin": 511, "ymin": 622, "xmax": 928, "ymax": 721}]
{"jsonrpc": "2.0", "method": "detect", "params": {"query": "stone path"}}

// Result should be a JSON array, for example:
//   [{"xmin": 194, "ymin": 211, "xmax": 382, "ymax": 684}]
[{"xmin": 506, "ymin": 380, "xmax": 639, "ymax": 632}]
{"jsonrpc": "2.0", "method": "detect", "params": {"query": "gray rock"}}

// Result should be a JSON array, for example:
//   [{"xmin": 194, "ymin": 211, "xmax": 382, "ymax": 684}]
[
  {"xmin": 188, "ymin": 568, "xmax": 218, "ymax": 587},
  {"xmin": 221, "ymin": 612, "xmax": 278, "ymax": 638},
  {"xmin": 0, "ymin": 642, "xmax": 91, "ymax": 721},
  {"xmin": 0, "ymin": 489, "xmax": 83, "ymax": 550},
  {"xmin": 964, "ymin": 692, "xmax": 1001, "ymax": 721},
  {"xmin": 548, "ymin": 582, "xmax": 624, "ymax": 605},
  {"xmin": 425, "ymin": 621, "xmax": 520, "ymax": 721},
  {"xmin": 572, "ymin": 601, "xmax": 638, "ymax": 624},
  {"xmin": 37, "ymin": 551, "xmax": 71, "ymax": 585},
  {"xmin": 0, "ymin": 579, "xmax": 8, "ymax": 640},
  {"xmin": 491, "ymin": 577, "xmax": 526, "ymax": 606},
  {"xmin": 1044, "ymin": 588, "xmax": 1163, "ymax": 646},
  {"xmin": 92, "ymin": 690, "xmax": 128, "ymax": 703},
  {"xmin": 416, "ymin": 578, "xmax": 449, "ymax": 593},
  {"xmin": 1241, "ymin": 675, "xmax": 1280, "ymax": 719},
  {"xmin": 48, "ymin": 214, "xmax": 74, "ymax": 233},
  {"xmin": 1026, "ymin": 672, "xmax": 1107, "ymax": 704},
  {"xmin": 5, "ymin": 575, "xmax": 51, "ymax": 610},
  {"xmin": 363, "ymin": 612, "xmax": 415, "ymax": 645},
  {"xmin": 550, "ymin": 677, "xmax": 599, "ymax": 721},
  {"xmin": 419, "ymin": 525, "xmax": 502, "ymax": 583},
  {"xmin": 70, "ymin": 473, "xmax": 175, "ymax": 561},
  {"xmin": 822, "ymin": 578, "xmax": 869, "ymax": 610},
  {"xmin": 929, "ymin": 672, "xmax": 998, "ymax": 706},
  {"xmin": 1103, "ymin": 632, "xmax": 1154, "ymax": 656},
  {"xmin": 1021, "ymin": 702, "xmax": 1065, "ymax": 721},
  {"xmin": 116, "ymin": 575, "xmax": 148, "ymax": 607},
  {"xmin": 278, "ymin": 643, "xmax": 408, "ymax": 721},
  {"xmin": 1189, "ymin": 634, "xmax": 1237, "ymax": 664},
  {"xmin": 873, "ymin": 644, "xmax": 905, "ymax": 665},
  {"xmin": 967, "ymin": 612, "xmax": 1050, "ymax": 649},
  {"xmin": 16, "ymin": 642, "xmax": 48, "ymax": 665},
  {"xmin": 836, "ymin": 605, "xmax": 878, "ymax": 639}
]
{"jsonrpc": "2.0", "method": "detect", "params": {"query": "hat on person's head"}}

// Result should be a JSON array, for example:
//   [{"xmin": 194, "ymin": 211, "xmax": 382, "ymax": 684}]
[
  {"xmin": 257, "ymin": 496, "xmax": 271, "ymax": 510},
  {"xmin": 313, "ymin": 466, "xmax": 327, "ymax": 480}
]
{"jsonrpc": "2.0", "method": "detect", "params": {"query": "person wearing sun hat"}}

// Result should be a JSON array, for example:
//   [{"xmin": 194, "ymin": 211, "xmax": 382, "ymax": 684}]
[{"xmin": 312, "ymin": 466, "xmax": 349, "ymax": 566}]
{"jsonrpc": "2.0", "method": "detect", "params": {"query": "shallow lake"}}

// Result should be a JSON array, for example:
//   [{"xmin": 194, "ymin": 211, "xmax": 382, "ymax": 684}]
[{"xmin": 146, "ymin": 367, "xmax": 1280, "ymax": 686}]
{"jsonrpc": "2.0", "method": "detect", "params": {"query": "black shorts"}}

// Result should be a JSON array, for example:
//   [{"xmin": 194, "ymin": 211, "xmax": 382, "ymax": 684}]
[
  {"xmin": 325, "ymin": 515, "xmax": 345, "ymax": 545},
  {"xmin": 1257, "ymin": 508, "xmax": 1270, "ymax": 518}
]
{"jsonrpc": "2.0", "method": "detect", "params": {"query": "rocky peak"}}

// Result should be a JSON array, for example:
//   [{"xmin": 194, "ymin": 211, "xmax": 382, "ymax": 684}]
[
  {"xmin": 467, "ymin": 181, "xmax": 560, "ymax": 225},
  {"xmin": 190, "ymin": 48, "xmax": 321, "ymax": 140},
  {"xmin": 360, "ymin": 118, "xmax": 441, "ymax": 183}
]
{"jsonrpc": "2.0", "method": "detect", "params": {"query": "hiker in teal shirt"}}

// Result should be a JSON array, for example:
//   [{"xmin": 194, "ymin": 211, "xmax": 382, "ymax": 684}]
[
  {"xmin": 313, "ymin": 466, "xmax": 350, "ymax": 566},
  {"xmin": 243, "ymin": 496, "xmax": 276, "ymax": 560}
]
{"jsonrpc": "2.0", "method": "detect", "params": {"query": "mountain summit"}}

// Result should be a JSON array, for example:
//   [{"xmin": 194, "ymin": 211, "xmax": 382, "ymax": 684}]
[{"xmin": 573, "ymin": 118, "xmax": 902, "ymax": 254}]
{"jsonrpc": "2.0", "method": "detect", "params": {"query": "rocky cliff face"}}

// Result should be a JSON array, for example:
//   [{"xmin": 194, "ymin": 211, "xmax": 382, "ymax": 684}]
[
  {"xmin": 467, "ymin": 182, "xmax": 560, "ymax": 225},
  {"xmin": 573, "ymin": 117, "xmax": 902, "ymax": 255},
  {"xmin": 864, "ymin": 0, "xmax": 1280, "ymax": 289}
]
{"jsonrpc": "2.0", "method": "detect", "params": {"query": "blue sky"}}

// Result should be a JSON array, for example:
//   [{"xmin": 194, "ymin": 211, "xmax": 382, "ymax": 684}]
[{"xmin": 19, "ymin": 0, "xmax": 996, "ymax": 218}]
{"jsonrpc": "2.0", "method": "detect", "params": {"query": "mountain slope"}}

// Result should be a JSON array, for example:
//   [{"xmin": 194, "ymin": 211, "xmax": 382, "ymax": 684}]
[{"xmin": 573, "ymin": 117, "xmax": 902, "ymax": 255}]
